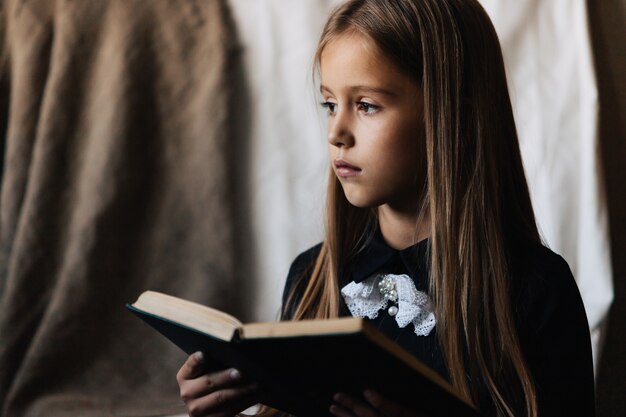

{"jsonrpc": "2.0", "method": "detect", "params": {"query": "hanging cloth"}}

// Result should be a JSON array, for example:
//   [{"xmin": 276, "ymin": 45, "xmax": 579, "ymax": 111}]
[{"xmin": 0, "ymin": 0, "xmax": 241, "ymax": 415}]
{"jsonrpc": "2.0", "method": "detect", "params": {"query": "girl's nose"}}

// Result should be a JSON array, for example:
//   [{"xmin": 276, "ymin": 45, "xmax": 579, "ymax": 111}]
[{"xmin": 328, "ymin": 113, "xmax": 354, "ymax": 148}]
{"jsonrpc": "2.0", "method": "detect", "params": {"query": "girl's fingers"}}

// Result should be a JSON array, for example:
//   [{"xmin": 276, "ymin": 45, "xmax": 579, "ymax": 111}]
[
  {"xmin": 329, "ymin": 403, "xmax": 358, "ymax": 417},
  {"xmin": 332, "ymin": 393, "xmax": 380, "ymax": 417},
  {"xmin": 177, "ymin": 351, "xmax": 207, "ymax": 381},
  {"xmin": 185, "ymin": 383, "xmax": 260, "ymax": 417},
  {"xmin": 176, "ymin": 353, "xmax": 261, "ymax": 416},
  {"xmin": 179, "ymin": 367, "xmax": 245, "ymax": 401},
  {"xmin": 363, "ymin": 390, "xmax": 425, "ymax": 417}
]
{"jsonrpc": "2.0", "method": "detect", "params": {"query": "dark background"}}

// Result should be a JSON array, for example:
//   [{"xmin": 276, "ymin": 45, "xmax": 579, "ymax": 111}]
[{"xmin": 588, "ymin": 1, "xmax": 626, "ymax": 416}]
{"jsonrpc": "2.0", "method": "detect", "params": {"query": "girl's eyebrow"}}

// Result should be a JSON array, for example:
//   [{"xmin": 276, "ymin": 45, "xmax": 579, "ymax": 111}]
[{"xmin": 320, "ymin": 84, "xmax": 397, "ymax": 97}]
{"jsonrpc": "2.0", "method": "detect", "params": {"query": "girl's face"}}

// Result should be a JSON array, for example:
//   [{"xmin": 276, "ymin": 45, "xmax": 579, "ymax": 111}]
[{"xmin": 320, "ymin": 32, "xmax": 424, "ymax": 213}]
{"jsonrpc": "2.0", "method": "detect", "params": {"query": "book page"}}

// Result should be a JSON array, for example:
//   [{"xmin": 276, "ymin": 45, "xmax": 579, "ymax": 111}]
[
  {"xmin": 132, "ymin": 291, "xmax": 243, "ymax": 341},
  {"xmin": 240, "ymin": 317, "xmax": 364, "ymax": 339}
]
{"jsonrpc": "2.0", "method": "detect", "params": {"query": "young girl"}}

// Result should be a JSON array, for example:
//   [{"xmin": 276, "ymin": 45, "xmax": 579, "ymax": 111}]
[{"xmin": 176, "ymin": 1, "xmax": 596, "ymax": 416}]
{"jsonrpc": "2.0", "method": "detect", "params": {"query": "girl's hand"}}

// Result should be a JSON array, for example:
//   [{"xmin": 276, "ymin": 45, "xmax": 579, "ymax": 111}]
[
  {"xmin": 176, "ymin": 351, "xmax": 260, "ymax": 417},
  {"xmin": 330, "ymin": 390, "xmax": 427, "ymax": 417}
]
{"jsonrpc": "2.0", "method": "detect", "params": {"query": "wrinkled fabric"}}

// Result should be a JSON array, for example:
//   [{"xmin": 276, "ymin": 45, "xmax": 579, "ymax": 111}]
[
  {"xmin": 231, "ymin": 0, "xmax": 612, "ymax": 365},
  {"xmin": 480, "ymin": 0, "xmax": 613, "ymax": 367},
  {"xmin": 0, "ymin": 1, "xmax": 240, "ymax": 415}
]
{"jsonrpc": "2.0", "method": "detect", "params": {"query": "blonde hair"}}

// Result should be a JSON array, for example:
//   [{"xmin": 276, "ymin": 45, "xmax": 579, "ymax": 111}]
[{"xmin": 284, "ymin": 1, "xmax": 541, "ymax": 416}]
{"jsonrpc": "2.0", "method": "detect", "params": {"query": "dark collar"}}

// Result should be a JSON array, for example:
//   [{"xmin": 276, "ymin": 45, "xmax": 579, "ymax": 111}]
[{"xmin": 349, "ymin": 232, "xmax": 429, "ymax": 283}]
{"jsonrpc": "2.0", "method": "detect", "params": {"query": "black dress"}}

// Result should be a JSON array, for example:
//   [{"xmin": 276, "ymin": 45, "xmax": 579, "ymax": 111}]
[{"xmin": 281, "ymin": 234, "xmax": 596, "ymax": 417}]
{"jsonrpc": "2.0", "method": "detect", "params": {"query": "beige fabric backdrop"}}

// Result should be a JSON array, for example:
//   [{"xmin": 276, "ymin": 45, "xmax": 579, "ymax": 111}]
[{"xmin": 0, "ymin": 1, "xmax": 240, "ymax": 416}]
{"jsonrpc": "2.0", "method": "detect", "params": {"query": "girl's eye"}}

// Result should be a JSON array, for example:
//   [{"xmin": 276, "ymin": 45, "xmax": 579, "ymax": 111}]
[
  {"xmin": 320, "ymin": 101, "xmax": 337, "ymax": 115},
  {"xmin": 357, "ymin": 101, "xmax": 379, "ymax": 114}
]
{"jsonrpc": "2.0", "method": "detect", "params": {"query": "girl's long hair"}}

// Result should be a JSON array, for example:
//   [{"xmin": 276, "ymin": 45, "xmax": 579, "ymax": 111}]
[{"xmin": 284, "ymin": 1, "xmax": 541, "ymax": 416}]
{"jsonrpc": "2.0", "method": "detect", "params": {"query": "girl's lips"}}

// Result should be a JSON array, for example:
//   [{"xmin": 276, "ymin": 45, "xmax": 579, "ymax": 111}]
[{"xmin": 334, "ymin": 159, "xmax": 362, "ymax": 177}]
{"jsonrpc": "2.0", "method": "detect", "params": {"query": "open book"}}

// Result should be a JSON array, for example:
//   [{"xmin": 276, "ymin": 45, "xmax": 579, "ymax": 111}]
[{"xmin": 127, "ymin": 290, "xmax": 481, "ymax": 417}]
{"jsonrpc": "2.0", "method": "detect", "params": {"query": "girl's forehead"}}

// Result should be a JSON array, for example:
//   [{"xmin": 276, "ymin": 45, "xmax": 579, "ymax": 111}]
[
  {"xmin": 319, "ymin": 32, "xmax": 414, "ymax": 94},
  {"xmin": 320, "ymin": 32, "xmax": 383, "ymax": 68}
]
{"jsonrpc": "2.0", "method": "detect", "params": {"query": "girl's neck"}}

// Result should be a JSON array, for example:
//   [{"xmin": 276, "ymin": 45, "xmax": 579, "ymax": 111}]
[{"xmin": 377, "ymin": 205, "xmax": 430, "ymax": 250}]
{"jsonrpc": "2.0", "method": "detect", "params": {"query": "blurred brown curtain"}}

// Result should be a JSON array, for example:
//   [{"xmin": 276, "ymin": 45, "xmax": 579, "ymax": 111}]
[{"xmin": 0, "ymin": 0, "xmax": 240, "ymax": 415}]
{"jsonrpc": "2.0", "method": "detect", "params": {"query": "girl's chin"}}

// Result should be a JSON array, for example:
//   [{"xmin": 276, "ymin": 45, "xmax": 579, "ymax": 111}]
[{"xmin": 342, "ymin": 192, "xmax": 381, "ymax": 209}]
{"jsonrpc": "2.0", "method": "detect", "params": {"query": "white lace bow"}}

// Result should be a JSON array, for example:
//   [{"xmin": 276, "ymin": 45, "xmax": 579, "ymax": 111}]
[{"xmin": 341, "ymin": 274, "xmax": 436, "ymax": 336}]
